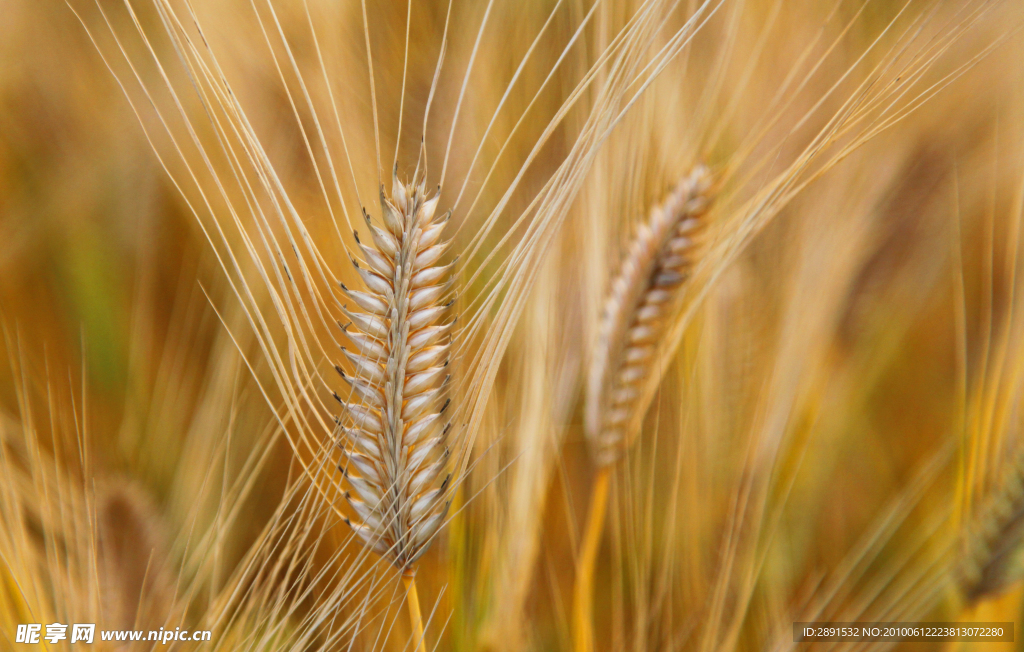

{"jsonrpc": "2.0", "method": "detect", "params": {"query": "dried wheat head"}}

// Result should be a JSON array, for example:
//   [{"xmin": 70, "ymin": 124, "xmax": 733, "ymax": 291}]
[
  {"xmin": 333, "ymin": 169, "xmax": 456, "ymax": 570},
  {"xmin": 585, "ymin": 165, "xmax": 713, "ymax": 467},
  {"xmin": 960, "ymin": 459, "xmax": 1024, "ymax": 603}
]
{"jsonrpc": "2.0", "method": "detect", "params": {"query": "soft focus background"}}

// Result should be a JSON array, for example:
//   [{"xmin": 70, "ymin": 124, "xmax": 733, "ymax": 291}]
[{"xmin": 3, "ymin": 0, "xmax": 1024, "ymax": 650}]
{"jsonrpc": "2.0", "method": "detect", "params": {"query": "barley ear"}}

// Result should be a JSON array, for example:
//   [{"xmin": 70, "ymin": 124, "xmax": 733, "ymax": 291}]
[
  {"xmin": 960, "ymin": 461, "xmax": 1024, "ymax": 603},
  {"xmin": 584, "ymin": 165, "xmax": 713, "ymax": 467},
  {"xmin": 573, "ymin": 165, "xmax": 714, "ymax": 652},
  {"xmin": 334, "ymin": 171, "xmax": 455, "ymax": 579},
  {"xmin": 97, "ymin": 481, "xmax": 176, "ymax": 629}
]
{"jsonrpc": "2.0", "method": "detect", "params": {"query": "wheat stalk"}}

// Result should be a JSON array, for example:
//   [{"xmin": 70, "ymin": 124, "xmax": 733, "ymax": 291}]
[
  {"xmin": 573, "ymin": 165, "xmax": 713, "ymax": 652},
  {"xmin": 332, "ymin": 168, "xmax": 456, "ymax": 649}
]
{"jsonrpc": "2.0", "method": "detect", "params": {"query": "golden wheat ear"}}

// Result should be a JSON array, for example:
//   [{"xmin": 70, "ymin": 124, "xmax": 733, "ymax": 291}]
[
  {"xmin": 333, "ymin": 170, "xmax": 456, "ymax": 575},
  {"xmin": 960, "ymin": 463, "xmax": 1024, "ymax": 603},
  {"xmin": 97, "ymin": 481, "xmax": 176, "ymax": 629},
  {"xmin": 585, "ymin": 164, "xmax": 713, "ymax": 466},
  {"xmin": 573, "ymin": 165, "xmax": 714, "ymax": 652}
]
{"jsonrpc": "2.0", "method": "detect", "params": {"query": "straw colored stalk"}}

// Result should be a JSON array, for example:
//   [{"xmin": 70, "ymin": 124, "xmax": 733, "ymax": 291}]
[
  {"xmin": 574, "ymin": 165, "xmax": 713, "ymax": 652},
  {"xmin": 332, "ymin": 170, "xmax": 456, "ymax": 651}
]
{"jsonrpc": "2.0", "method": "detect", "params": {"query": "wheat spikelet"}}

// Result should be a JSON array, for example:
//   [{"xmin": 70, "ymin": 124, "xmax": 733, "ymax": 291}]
[
  {"xmin": 585, "ymin": 165, "xmax": 713, "ymax": 467},
  {"xmin": 333, "ymin": 168, "xmax": 456, "ymax": 572}
]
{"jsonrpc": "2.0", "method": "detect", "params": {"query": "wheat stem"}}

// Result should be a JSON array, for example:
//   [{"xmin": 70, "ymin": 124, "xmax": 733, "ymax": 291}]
[
  {"xmin": 404, "ymin": 570, "xmax": 427, "ymax": 652},
  {"xmin": 572, "ymin": 465, "xmax": 611, "ymax": 652}
]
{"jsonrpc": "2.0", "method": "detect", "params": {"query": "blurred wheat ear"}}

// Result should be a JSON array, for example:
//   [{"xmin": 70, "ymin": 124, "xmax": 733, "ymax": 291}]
[
  {"xmin": 959, "ymin": 454, "xmax": 1024, "ymax": 603},
  {"xmin": 334, "ymin": 167, "xmax": 456, "ymax": 652},
  {"xmin": 97, "ymin": 480, "xmax": 176, "ymax": 630},
  {"xmin": 573, "ymin": 165, "xmax": 714, "ymax": 652}
]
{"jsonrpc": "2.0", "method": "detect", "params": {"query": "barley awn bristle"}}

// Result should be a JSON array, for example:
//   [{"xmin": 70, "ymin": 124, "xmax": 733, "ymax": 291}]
[
  {"xmin": 333, "ymin": 169, "xmax": 455, "ymax": 571},
  {"xmin": 584, "ymin": 165, "xmax": 713, "ymax": 467}
]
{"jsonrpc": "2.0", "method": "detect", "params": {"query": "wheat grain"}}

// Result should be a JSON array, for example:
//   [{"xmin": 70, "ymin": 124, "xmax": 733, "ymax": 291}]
[
  {"xmin": 585, "ymin": 165, "xmax": 713, "ymax": 467},
  {"xmin": 333, "ymin": 168, "xmax": 456, "ymax": 573}
]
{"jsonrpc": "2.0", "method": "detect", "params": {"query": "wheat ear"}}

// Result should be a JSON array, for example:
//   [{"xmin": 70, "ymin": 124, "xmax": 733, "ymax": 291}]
[
  {"xmin": 333, "ymin": 169, "xmax": 455, "ymax": 647},
  {"xmin": 573, "ymin": 165, "xmax": 713, "ymax": 652},
  {"xmin": 960, "ymin": 457, "xmax": 1024, "ymax": 603}
]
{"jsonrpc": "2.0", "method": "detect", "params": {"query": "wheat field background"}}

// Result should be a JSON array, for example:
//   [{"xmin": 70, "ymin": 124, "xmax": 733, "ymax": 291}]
[{"xmin": 2, "ymin": 0, "xmax": 1024, "ymax": 650}]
